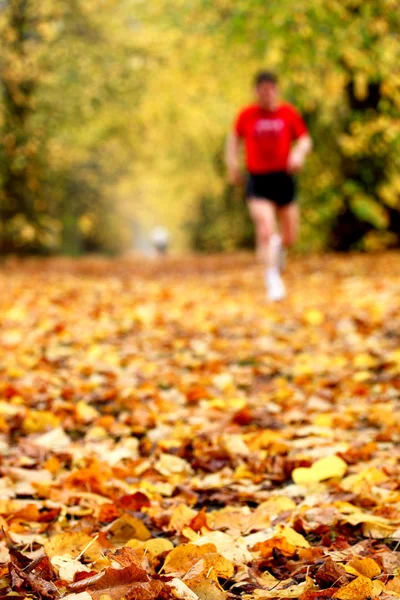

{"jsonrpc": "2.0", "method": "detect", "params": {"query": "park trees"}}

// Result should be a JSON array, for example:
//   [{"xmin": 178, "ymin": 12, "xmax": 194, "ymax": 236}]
[
  {"xmin": 258, "ymin": 0, "xmax": 400, "ymax": 250},
  {"xmin": 0, "ymin": 0, "xmax": 146, "ymax": 254},
  {"xmin": 140, "ymin": 0, "xmax": 400, "ymax": 251}
]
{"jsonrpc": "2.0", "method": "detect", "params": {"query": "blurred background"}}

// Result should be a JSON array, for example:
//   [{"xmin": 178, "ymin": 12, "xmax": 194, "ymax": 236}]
[{"xmin": 0, "ymin": 0, "xmax": 399, "ymax": 256}]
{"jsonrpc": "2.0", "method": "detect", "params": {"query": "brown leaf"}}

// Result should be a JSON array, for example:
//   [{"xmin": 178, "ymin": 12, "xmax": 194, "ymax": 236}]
[
  {"xmin": 89, "ymin": 564, "xmax": 149, "ymax": 589},
  {"xmin": 8, "ymin": 562, "xmax": 58, "ymax": 599},
  {"xmin": 119, "ymin": 492, "xmax": 151, "ymax": 512},
  {"xmin": 107, "ymin": 547, "xmax": 142, "ymax": 568},
  {"xmin": 315, "ymin": 557, "xmax": 349, "ymax": 588},
  {"xmin": 71, "ymin": 563, "xmax": 161, "ymax": 600},
  {"xmin": 70, "ymin": 572, "xmax": 106, "ymax": 591},
  {"xmin": 124, "ymin": 580, "xmax": 165, "ymax": 600},
  {"xmin": 8, "ymin": 563, "xmax": 24, "ymax": 590}
]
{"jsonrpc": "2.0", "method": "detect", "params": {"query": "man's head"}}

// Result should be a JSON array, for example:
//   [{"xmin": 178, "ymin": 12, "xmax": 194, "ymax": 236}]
[{"xmin": 254, "ymin": 71, "xmax": 279, "ymax": 110}]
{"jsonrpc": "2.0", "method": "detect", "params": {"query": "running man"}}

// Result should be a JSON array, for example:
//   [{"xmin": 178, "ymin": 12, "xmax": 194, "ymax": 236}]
[{"xmin": 226, "ymin": 71, "xmax": 312, "ymax": 301}]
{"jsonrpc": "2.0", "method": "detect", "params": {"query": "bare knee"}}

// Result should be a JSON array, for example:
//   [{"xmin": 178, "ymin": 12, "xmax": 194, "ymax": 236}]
[{"xmin": 257, "ymin": 221, "xmax": 274, "ymax": 244}]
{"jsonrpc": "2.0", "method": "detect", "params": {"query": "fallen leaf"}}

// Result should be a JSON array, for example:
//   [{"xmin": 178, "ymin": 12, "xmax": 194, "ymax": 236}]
[
  {"xmin": 164, "ymin": 544, "xmax": 217, "ymax": 575},
  {"xmin": 252, "ymin": 576, "xmax": 314, "ymax": 598},
  {"xmin": 44, "ymin": 533, "xmax": 103, "ymax": 563},
  {"xmin": 315, "ymin": 557, "xmax": 348, "ymax": 587},
  {"xmin": 292, "ymin": 456, "xmax": 347, "ymax": 484},
  {"xmin": 168, "ymin": 578, "xmax": 199, "ymax": 600},
  {"xmin": 126, "ymin": 537, "xmax": 174, "ymax": 558},
  {"xmin": 105, "ymin": 514, "xmax": 151, "ymax": 543},
  {"xmin": 386, "ymin": 577, "xmax": 400, "ymax": 596},
  {"xmin": 62, "ymin": 593, "xmax": 92, "ymax": 600},
  {"xmin": 334, "ymin": 576, "xmax": 385, "ymax": 600},
  {"xmin": 346, "ymin": 557, "xmax": 381, "ymax": 579},
  {"xmin": 188, "ymin": 577, "xmax": 227, "ymax": 600},
  {"xmin": 192, "ymin": 532, "xmax": 253, "ymax": 565},
  {"xmin": 51, "ymin": 555, "xmax": 91, "ymax": 582}
]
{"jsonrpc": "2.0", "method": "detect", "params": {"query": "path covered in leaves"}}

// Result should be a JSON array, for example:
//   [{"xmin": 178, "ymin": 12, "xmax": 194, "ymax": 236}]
[{"xmin": 0, "ymin": 253, "xmax": 400, "ymax": 600}]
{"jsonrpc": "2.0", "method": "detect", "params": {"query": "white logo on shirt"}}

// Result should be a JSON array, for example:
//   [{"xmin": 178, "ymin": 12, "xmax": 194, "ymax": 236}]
[{"xmin": 254, "ymin": 119, "xmax": 284, "ymax": 134}]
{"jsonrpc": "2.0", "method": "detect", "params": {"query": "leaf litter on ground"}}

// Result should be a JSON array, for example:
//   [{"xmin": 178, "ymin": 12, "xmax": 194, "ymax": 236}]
[{"xmin": 0, "ymin": 253, "xmax": 400, "ymax": 600}]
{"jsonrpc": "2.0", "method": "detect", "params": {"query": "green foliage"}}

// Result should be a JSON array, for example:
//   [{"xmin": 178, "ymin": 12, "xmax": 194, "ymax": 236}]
[
  {"xmin": 0, "ymin": 0, "xmax": 145, "ymax": 254},
  {"xmin": 187, "ymin": 186, "xmax": 253, "ymax": 253},
  {"xmin": 136, "ymin": 0, "xmax": 400, "ymax": 252}
]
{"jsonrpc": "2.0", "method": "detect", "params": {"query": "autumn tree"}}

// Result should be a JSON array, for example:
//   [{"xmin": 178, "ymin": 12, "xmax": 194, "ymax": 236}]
[
  {"xmin": 0, "ymin": 0, "xmax": 146, "ymax": 254},
  {"xmin": 258, "ymin": 0, "xmax": 400, "ymax": 250}
]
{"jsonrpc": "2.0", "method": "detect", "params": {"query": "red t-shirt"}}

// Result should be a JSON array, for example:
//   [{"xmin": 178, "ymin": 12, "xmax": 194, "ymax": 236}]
[{"xmin": 234, "ymin": 103, "xmax": 308, "ymax": 174}]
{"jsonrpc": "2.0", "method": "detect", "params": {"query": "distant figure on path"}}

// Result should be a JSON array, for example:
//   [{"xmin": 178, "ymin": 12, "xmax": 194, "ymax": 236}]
[
  {"xmin": 151, "ymin": 226, "xmax": 170, "ymax": 256},
  {"xmin": 226, "ymin": 71, "xmax": 312, "ymax": 301}
]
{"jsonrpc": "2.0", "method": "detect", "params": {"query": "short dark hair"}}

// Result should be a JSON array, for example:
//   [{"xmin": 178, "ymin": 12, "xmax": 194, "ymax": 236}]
[{"xmin": 254, "ymin": 71, "xmax": 278, "ymax": 87}]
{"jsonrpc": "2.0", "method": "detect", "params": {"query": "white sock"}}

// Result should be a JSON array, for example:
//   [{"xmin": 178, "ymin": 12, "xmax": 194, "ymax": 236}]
[{"xmin": 265, "ymin": 266, "xmax": 279, "ymax": 282}]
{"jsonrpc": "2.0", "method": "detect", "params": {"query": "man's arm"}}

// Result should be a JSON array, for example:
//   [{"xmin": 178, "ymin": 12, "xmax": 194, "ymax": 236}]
[
  {"xmin": 225, "ymin": 131, "xmax": 243, "ymax": 185},
  {"xmin": 287, "ymin": 134, "xmax": 313, "ymax": 173}
]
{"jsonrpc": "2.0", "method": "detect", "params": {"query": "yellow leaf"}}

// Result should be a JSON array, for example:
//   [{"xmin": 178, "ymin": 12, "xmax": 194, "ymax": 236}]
[
  {"xmin": 292, "ymin": 467, "xmax": 320, "ymax": 484},
  {"xmin": 23, "ymin": 410, "xmax": 61, "ymax": 434},
  {"xmin": 386, "ymin": 577, "xmax": 400, "ymax": 596},
  {"xmin": 76, "ymin": 401, "xmax": 100, "ymax": 423},
  {"xmin": 126, "ymin": 537, "xmax": 174, "ymax": 558},
  {"xmin": 106, "ymin": 514, "xmax": 151, "ymax": 543},
  {"xmin": 164, "ymin": 543, "xmax": 217, "ymax": 575},
  {"xmin": 183, "ymin": 553, "xmax": 234, "ymax": 581},
  {"xmin": 334, "ymin": 576, "xmax": 384, "ymax": 600},
  {"xmin": 155, "ymin": 454, "xmax": 193, "ymax": 477},
  {"xmin": 44, "ymin": 532, "xmax": 103, "ymax": 563},
  {"xmin": 253, "ymin": 576, "xmax": 314, "ymax": 598},
  {"xmin": 257, "ymin": 496, "xmax": 296, "ymax": 516},
  {"xmin": 341, "ymin": 468, "xmax": 388, "ymax": 492},
  {"xmin": 276, "ymin": 526, "xmax": 310, "ymax": 549},
  {"xmin": 313, "ymin": 414, "xmax": 334, "ymax": 427},
  {"xmin": 311, "ymin": 456, "xmax": 348, "ymax": 480},
  {"xmin": 187, "ymin": 577, "xmax": 228, "ymax": 600},
  {"xmin": 292, "ymin": 455, "xmax": 347, "ymax": 484},
  {"xmin": 353, "ymin": 353, "xmax": 376, "ymax": 369},
  {"xmin": 169, "ymin": 504, "xmax": 198, "ymax": 532},
  {"xmin": 346, "ymin": 557, "xmax": 381, "ymax": 579},
  {"xmin": 353, "ymin": 371, "xmax": 371, "ymax": 383},
  {"xmin": 304, "ymin": 310, "xmax": 324, "ymax": 325}
]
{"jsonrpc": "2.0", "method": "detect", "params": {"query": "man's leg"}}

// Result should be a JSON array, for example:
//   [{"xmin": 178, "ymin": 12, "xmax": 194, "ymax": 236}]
[
  {"xmin": 276, "ymin": 202, "xmax": 299, "ymax": 272},
  {"xmin": 248, "ymin": 198, "xmax": 277, "ymax": 265},
  {"xmin": 278, "ymin": 202, "xmax": 299, "ymax": 248},
  {"xmin": 248, "ymin": 198, "xmax": 285, "ymax": 300}
]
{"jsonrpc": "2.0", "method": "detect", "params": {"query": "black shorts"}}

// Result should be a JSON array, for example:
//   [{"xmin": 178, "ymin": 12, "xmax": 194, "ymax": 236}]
[{"xmin": 246, "ymin": 171, "xmax": 296, "ymax": 206}]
